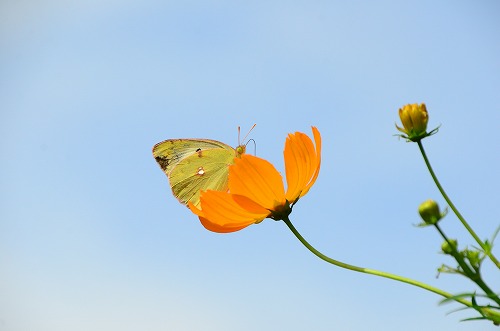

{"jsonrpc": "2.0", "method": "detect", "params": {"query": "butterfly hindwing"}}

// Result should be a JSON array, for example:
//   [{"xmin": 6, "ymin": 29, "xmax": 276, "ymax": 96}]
[{"xmin": 168, "ymin": 148, "xmax": 236, "ymax": 207}]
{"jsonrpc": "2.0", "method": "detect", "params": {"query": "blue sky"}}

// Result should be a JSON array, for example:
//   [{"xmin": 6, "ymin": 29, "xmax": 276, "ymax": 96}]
[{"xmin": 1, "ymin": 1, "xmax": 499, "ymax": 330}]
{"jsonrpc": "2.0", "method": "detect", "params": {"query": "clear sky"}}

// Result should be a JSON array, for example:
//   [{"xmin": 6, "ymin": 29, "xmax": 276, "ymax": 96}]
[{"xmin": 1, "ymin": 1, "xmax": 499, "ymax": 330}]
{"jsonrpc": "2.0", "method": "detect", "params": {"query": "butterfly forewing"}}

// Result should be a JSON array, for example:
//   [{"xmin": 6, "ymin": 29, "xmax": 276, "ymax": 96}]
[{"xmin": 152, "ymin": 139, "xmax": 233, "ymax": 175}]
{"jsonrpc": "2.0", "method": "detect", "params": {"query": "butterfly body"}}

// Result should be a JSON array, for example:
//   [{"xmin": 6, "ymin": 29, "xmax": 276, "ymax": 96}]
[{"xmin": 153, "ymin": 138, "xmax": 245, "ymax": 207}]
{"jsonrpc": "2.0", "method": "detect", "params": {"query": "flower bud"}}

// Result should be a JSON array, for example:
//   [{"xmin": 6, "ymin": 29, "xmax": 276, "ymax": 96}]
[
  {"xmin": 418, "ymin": 199, "xmax": 442, "ymax": 225},
  {"xmin": 465, "ymin": 249, "xmax": 481, "ymax": 269},
  {"xmin": 441, "ymin": 239, "xmax": 458, "ymax": 255},
  {"xmin": 396, "ymin": 103, "xmax": 429, "ymax": 141}
]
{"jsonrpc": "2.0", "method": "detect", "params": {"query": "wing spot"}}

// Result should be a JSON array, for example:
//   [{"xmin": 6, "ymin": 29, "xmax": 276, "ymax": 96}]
[
  {"xmin": 196, "ymin": 166, "xmax": 205, "ymax": 176},
  {"xmin": 155, "ymin": 156, "xmax": 170, "ymax": 171}
]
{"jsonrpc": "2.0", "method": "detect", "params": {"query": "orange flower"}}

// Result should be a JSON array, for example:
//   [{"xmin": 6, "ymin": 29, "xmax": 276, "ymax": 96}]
[{"xmin": 188, "ymin": 127, "xmax": 321, "ymax": 233}]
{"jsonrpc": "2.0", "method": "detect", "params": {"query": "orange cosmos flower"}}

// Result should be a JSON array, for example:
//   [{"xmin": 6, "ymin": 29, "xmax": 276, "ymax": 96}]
[{"xmin": 188, "ymin": 127, "xmax": 321, "ymax": 233}]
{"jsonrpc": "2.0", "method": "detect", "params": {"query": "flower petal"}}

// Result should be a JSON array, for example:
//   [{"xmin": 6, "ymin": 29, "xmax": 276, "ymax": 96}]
[
  {"xmin": 199, "ymin": 217, "xmax": 251, "ymax": 233},
  {"xmin": 229, "ymin": 154, "xmax": 286, "ymax": 210},
  {"xmin": 284, "ymin": 126, "xmax": 321, "ymax": 201},
  {"xmin": 188, "ymin": 190, "xmax": 269, "ymax": 233},
  {"xmin": 304, "ymin": 126, "xmax": 322, "ymax": 194}
]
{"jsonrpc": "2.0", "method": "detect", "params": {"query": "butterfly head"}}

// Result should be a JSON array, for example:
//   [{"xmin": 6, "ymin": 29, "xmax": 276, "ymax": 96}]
[
  {"xmin": 235, "ymin": 145, "xmax": 246, "ymax": 157},
  {"xmin": 236, "ymin": 124, "xmax": 256, "ymax": 157}
]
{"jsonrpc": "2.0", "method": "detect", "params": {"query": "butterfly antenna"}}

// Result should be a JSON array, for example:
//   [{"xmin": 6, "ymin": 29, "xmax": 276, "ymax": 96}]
[
  {"xmin": 246, "ymin": 139, "xmax": 257, "ymax": 156},
  {"xmin": 240, "ymin": 124, "xmax": 256, "ymax": 144}
]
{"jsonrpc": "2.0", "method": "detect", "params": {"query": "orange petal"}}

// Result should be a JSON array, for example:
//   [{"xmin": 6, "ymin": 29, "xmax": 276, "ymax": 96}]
[
  {"xmin": 231, "ymin": 194, "xmax": 271, "ymax": 215},
  {"xmin": 303, "ymin": 126, "xmax": 322, "ymax": 195},
  {"xmin": 199, "ymin": 217, "xmax": 251, "ymax": 233},
  {"xmin": 284, "ymin": 127, "xmax": 321, "ymax": 201},
  {"xmin": 229, "ymin": 154, "xmax": 286, "ymax": 210},
  {"xmin": 284, "ymin": 132, "xmax": 308, "ymax": 200},
  {"xmin": 189, "ymin": 190, "xmax": 269, "ymax": 233}
]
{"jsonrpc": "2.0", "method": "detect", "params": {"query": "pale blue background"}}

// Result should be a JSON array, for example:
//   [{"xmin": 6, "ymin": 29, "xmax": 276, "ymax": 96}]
[{"xmin": 1, "ymin": 1, "xmax": 499, "ymax": 330}]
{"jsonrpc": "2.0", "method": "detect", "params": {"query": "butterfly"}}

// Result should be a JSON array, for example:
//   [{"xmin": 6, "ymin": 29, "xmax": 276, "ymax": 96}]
[{"xmin": 152, "ymin": 125, "xmax": 255, "ymax": 208}]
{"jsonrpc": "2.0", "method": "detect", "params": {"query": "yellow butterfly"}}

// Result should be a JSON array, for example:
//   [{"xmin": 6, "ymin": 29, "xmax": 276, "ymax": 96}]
[{"xmin": 152, "ymin": 125, "xmax": 255, "ymax": 208}]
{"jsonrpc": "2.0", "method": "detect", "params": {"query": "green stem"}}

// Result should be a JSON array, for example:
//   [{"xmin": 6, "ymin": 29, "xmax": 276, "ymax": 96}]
[
  {"xmin": 283, "ymin": 216, "xmax": 473, "ymax": 309},
  {"xmin": 417, "ymin": 140, "xmax": 500, "ymax": 269},
  {"xmin": 435, "ymin": 224, "xmax": 474, "ymax": 278},
  {"xmin": 435, "ymin": 224, "xmax": 500, "ymax": 306}
]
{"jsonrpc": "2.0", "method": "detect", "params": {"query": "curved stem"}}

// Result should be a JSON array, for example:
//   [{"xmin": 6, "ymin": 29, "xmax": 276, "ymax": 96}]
[
  {"xmin": 283, "ymin": 216, "xmax": 473, "ymax": 309},
  {"xmin": 417, "ymin": 140, "xmax": 500, "ymax": 269}
]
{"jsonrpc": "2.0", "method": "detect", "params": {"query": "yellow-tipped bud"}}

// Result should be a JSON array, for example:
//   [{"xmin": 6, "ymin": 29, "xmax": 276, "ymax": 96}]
[{"xmin": 396, "ymin": 103, "xmax": 432, "ymax": 141}]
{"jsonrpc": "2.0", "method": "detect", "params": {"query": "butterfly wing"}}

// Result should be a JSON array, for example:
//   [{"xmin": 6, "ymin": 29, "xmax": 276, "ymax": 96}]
[
  {"xmin": 153, "ymin": 139, "xmax": 232, "ymax": 175},
  {"xmin": 168, "ymin": 148, "xmax": 238, "ymax": 207},
  {"xmin": 152, "ymin": 139, "xmax": 238, "ymax": 207}
]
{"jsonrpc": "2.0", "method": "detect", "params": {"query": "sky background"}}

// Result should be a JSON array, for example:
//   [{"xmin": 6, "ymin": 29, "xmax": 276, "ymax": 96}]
[{"xmin": 1, "ymin": 1, "xmax": 499, "ymax": 330}]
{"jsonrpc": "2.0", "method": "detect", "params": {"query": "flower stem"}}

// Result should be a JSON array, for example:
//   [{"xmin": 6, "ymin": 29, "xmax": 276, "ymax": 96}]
[
  {"xmin": 434, "ymin": 224, "xmax": 500, "ymax": 306},
  {"xmin": 417, "ymin": 140, "xmax": 500, "ymax": 269},
  {"xmin": 283, "ymin": 216, "xmax": 473, "ymax": 308}
]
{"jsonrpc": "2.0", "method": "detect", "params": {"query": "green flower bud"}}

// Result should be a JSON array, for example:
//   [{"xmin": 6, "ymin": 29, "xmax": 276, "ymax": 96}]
[
  {"xmin": 464, "ymin": 249, "xmax": 481, "ymax": 269},
  {"xmin": 441, "ymin": 239, "xmax": 458, "ymax": 255},
  {"xmin": 418, "ymin": 199, "xmax": 442, "ymax": 225}
]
